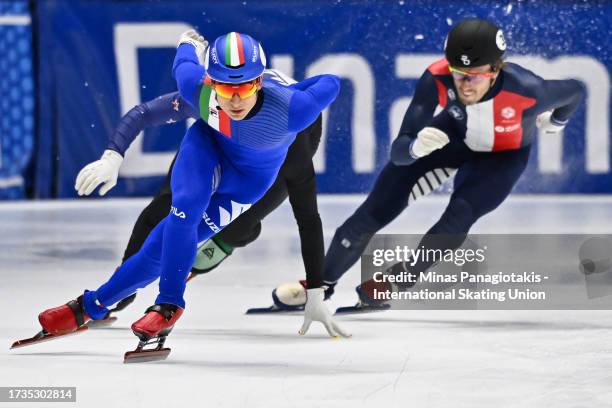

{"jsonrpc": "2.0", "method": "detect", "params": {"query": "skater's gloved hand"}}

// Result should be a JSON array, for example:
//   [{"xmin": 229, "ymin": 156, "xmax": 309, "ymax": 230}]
[
  {"xmin": 75, "ymin": 149, "xmax": 123, "ymax": 196},
  {"xmin": 178, "ymin": 29, "xmax": 208, "ymax": 59},
  {"xmin": 536, "ymin": 111, "xmax": 566, "ymax": 135},
  {"xmin": 411, "ymin": 127, "xmax": 450, "ymax": 158},
  {"xmin": 299, "ymin": 288, "xmax": 351, "ymax": 338}
]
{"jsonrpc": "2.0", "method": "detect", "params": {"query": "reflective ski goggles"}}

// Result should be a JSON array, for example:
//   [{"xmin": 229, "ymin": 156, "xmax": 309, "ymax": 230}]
[
  {"xmin": 449, "ymin": 66, "xmax": 496, "ymax": 84},
  {"xmin": 210, "ymin": 77, "xmax": 261, "ymax": 99}
]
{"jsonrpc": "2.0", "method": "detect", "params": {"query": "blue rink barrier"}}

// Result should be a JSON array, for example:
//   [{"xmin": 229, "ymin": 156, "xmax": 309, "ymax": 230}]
[
  {"xmin": 0, "ymin": 0, "xmax": 33, "ymax": 199},
  {"xmin": 21, "ymin": 1, "xmax": 612, "ymax": 197}
]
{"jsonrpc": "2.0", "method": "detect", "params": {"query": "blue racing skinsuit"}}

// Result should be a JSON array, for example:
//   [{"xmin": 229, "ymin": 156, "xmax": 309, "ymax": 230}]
[{"xmin": 83, "ymin": 43, "xmax": 340, "ymax": 316}]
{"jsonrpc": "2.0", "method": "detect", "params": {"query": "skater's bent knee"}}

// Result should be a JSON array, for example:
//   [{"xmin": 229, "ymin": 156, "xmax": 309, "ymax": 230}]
[
  {"xmin": 334, "ymin": 212, "xmax": 380, "ymax": 249},
  {"xmin": 434, "ymin": 198, "xmax": 475, "ymax": 234}
]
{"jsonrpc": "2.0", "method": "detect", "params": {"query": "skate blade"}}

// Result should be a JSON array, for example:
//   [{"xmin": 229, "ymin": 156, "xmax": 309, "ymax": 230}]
[
  {"xmin": 334, "ymin": 303, "xmax": 391, "ymax": 315},
  {"xmin": 85, "ymin": 316, "xmax": 117, "ymax": 329},
  {"xmin": 245, "ymin": 305, "xmax": 304, "ymax": 315},
  {"xmin": 10, "ymin": 326, "xmax": 88, "ymax": 349},
  {"xmin": 123, "ymin": 348, "xmax": 171, "ymax": 363}
]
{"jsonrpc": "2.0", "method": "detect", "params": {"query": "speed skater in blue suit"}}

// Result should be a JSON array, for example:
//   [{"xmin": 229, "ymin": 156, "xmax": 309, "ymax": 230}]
[{"xmin": 18, "ymin": 30, "xmax": 343, "ymax": 357}]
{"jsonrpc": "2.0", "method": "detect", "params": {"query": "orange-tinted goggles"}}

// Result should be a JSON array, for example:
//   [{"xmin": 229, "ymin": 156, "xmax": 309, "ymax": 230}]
[
  {"xmin": 449, "ymin": 66, "xmax": 496, "ymax": 84},
  {"xmin": 211, "ymin": 77, "xmax": 261, "ymax": 99}
]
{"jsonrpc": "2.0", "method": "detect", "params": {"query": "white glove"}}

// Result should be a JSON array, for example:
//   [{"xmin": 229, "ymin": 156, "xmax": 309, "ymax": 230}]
[
  {"xmin": 299, "ymin": 288, "xmax": 351, "ymax": 338},
  {"xmin": 411, "ymin": 127, "xmax": 450, "ymax": 158},
  {"xmin": 75, "ymin": 149, "xmax": 123, "ymax": 196},
  {"xmin": 178, "ymin": 29, "xmax": 208, "ymax": 60},
  {"xmin": 536, "ymin": 111, "xmax": 566, "ymax": 135}
]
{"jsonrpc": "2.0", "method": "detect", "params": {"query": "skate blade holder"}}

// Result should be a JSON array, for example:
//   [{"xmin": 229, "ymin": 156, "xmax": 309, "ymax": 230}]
[
  {"xmin": 124, "ymin": 337, "xmax": 171, "ymax": 363},
  {"xmin": 124, "ymin": 347, "xmax": 171, "ymax": 363},
  {"xmin": 245, "ymin": 304, "xmax": 304, "ymax": 314},
  {"xmin": 10, "ymin": 326, "xmax": 89, "ymax": 349},
  {"xmin": 334, "ymin": 302, "xmax": 391, "ymax": 315}
]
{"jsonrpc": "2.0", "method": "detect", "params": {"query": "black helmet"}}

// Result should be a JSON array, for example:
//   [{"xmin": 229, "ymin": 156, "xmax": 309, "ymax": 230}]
[{"xmin": 444, "ymin": 18, "xmax": 506, "ymax": 68}]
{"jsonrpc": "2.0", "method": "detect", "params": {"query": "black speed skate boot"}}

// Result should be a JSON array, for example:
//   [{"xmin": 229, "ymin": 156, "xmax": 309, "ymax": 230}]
[
  {"xmin": 334, "ymin": 279, "xmax": 393, "ymax": 315},
  {"xmin": 334, "ymin": 261, "xmax": 417, "ymax": 315}
]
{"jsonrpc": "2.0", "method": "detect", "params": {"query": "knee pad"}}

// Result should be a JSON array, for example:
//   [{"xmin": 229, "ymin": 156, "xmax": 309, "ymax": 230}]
[{"xmin": 432, "ymin": 198, "xmax": 474, "ymax": 234}]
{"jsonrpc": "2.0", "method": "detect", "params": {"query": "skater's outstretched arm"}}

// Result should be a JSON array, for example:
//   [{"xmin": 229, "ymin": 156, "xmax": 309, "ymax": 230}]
[
  {"xmin": 75, "ymin": 93, "xmax": 196, "ymax": 196},
  {"xmin": 503, "ymin": 63, "xmax": 586, "ymax": 136},
  {"xmin": 106, "ymin": 93, "xmax": 197, "ymax": 156},
  {"xmin": 282, "ymin": 115, "xmax": 325, "ymax": 288},
  {"xmin": 286, "ymin": 162, "xmax": 350, "ymax": 338},
  {"xmin": 287, "ymin": 160, "xmax": 325, "ymax": 289},
  {"xmin": 78, "ymin": 31, "xmax": 204, "ymax": 197},
  {"xmin": 173, "ymin": 42, "xmax": 206, "ymax": 113},
  {"xmin": 287, "ymin": 74, "xmax": 340, "ymax": 132},
  {"xmin": 535, "ymin": 77, "xmax": 586, "ymax": 125}
]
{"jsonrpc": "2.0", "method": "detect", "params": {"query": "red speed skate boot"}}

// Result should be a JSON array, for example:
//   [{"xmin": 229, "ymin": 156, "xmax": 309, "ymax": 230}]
[
  {"xmin": 335, "ymin": 261, "xmax": 420, "ymax": 314},
  {"xmin": 335, "ymin": 279, "xmax": 398, "ymax": 315},
  {"xmin": 11, "ymin": 296, "xmax": 90, "ymax": 349},
  {"xmin": 124, "ymin": 304, "xmax": 183, "ymax": 363}
]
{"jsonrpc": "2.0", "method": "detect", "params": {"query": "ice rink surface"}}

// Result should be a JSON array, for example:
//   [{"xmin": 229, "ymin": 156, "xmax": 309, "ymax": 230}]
[{"xmin": 1, "ymin": 195, "xmax": 611, "ymax": 408}]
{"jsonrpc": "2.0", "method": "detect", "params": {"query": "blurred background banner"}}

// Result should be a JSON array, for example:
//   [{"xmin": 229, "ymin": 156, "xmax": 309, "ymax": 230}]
[
  {"xmin": 5, "ymin": 0, "xmax": 611, "ymax": 198},
  {"xmin": 0, "ymin": 0, "xmax": 33, "ymax": 199}
]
